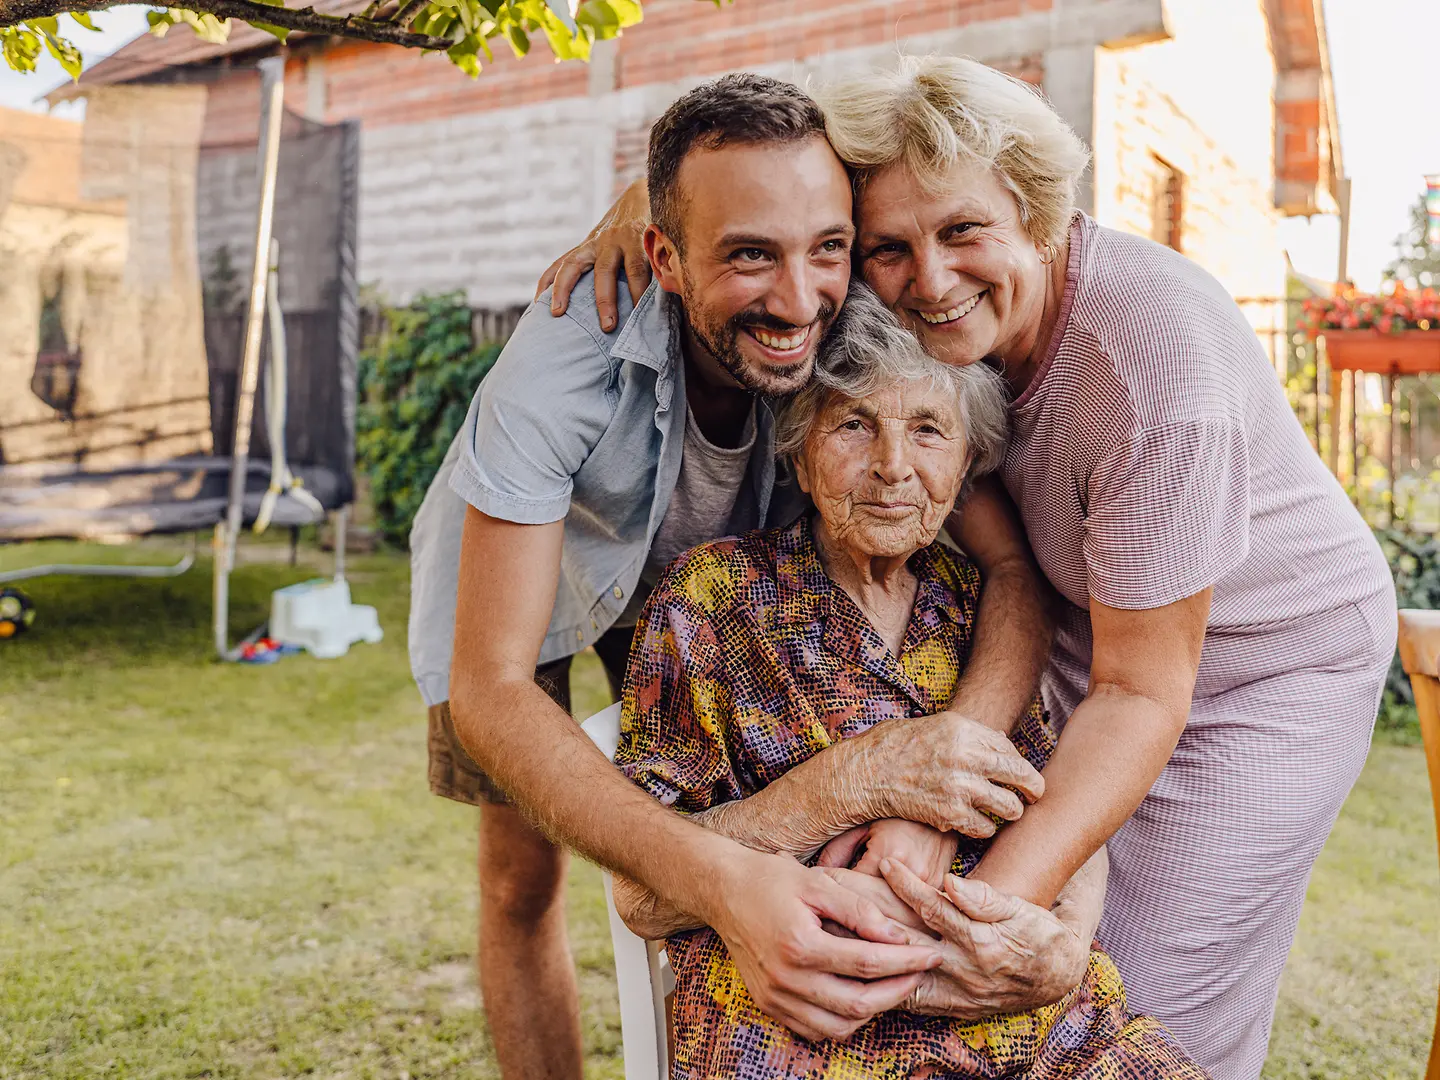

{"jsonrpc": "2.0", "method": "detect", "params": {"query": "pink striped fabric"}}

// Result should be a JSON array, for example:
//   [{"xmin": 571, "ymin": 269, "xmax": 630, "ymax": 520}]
[{"xmin": 1001, "ymin": 214, "xmax": 1395, "ymax": 1080}]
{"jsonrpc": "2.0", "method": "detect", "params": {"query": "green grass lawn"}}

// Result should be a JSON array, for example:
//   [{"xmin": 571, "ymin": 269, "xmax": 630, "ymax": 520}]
[{"xmin": 1, "ymin": 539, "xmax": 1435, "ymax": 1079}]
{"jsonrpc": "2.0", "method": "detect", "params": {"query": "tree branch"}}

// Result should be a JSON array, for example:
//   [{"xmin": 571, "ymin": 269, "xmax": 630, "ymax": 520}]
[
  {"xmin": 391, "ymin": 0, "xmax": 426, "ymax": 28},
  {"xmin": 1, "ymin": 0, "xmax": 453, "ymax": 51}
]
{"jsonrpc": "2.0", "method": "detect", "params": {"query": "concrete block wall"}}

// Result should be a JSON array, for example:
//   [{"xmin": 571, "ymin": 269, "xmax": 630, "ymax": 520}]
[{"xmin": 296, "ymin": 0, "xmax": 1177, "ymax": 306}]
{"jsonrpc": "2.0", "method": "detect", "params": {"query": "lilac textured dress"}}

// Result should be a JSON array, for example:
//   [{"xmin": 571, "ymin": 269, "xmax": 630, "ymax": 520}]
[{"xmin": 1002, "ymin": 214, "xmax": 1395, "ymax": 1080}]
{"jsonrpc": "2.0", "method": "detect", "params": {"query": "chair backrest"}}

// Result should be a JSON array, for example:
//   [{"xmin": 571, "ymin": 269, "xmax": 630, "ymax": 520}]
[
  {"xmin": 580, "ymin": 702, "xmax": 671, "ymax": 1080},
  {"xmin": 1391, "ymin": 610, "xmax": 1440, "ymax": 1080}
]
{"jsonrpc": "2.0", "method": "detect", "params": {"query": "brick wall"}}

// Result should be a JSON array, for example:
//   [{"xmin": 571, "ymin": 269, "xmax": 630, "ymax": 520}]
[
  {"xmin": 193, "ymin": 0, "xmax": 1193, "ymax": 306},
  {"xmin": 1092, "ymin": 43, "xmax": 1286, "ymax": 359}
]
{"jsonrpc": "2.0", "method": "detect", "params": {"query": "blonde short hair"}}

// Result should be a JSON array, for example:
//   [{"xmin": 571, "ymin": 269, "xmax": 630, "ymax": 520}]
[{"xmin": 815, "ymin": 55, "xmax": 1090, "ymax": 247}]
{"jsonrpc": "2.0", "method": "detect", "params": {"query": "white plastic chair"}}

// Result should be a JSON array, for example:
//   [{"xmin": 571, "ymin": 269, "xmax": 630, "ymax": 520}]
[{"xmin": 580, "ymin": 702, "xmax": 673, "ymax": 1080}]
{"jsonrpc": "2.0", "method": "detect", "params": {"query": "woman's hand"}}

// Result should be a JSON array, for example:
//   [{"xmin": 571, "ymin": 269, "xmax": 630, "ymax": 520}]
[
  {"xmin": 833, "ymin": 712, "xmax": 1045, "ymax": 838},
  {"xmin": 878, "ymin": 859, "xmax": 1089, "ymax": 1020},
  {"xmin": 535, "ymin": 178, "xmax": 652, "ymax": 332}
]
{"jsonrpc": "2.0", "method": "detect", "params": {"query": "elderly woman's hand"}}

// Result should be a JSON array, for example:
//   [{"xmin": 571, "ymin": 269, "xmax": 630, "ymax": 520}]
[
  {"xmin": 817, "ymin": 819, "xmax": 960, "ymax": 890},
  {"xmin": 835, "ymin": 712, "xmax": 1045, "ymax": 839},
  {"xmin": 878, "ymin": 859, "xmax": 1089, "ymax": 1019}
]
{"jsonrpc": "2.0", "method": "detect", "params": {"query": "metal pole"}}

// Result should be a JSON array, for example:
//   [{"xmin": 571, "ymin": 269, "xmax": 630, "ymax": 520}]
[
  {"xmin": 215, "ymin": 55, "xmax": 286, "ymax": 660},
  {"xmin": 333, "ymin": 505, "xmax": 348, "ymax": 582}
]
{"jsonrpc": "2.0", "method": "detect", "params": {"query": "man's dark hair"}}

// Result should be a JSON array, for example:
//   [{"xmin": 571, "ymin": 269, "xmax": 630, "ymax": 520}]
[{"xmin": 647, "ymin": 73, "xmax": 828, "ymax": 252}]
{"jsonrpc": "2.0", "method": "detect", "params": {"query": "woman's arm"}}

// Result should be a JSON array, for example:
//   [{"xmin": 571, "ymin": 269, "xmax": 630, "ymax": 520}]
[
  {"xmin": 536, "ymin": 178, "xmax": 650, "ymax": 331},
  {"xmin": 968, "ymin": 591, "xmax": 1209, "ymax": 907},
  {"xmin": 943, "ymin": 477, "xmax": 1056, "ymax": 733}
]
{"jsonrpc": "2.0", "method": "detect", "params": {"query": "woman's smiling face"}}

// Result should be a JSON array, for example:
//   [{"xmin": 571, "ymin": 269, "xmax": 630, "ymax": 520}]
[{"xmin": 855, "ymin": 159, "xmax": 1053, "ymax": 372}]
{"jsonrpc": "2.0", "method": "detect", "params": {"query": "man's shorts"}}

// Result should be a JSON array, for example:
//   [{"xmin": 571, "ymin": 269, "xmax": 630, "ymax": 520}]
[{"xmin": 427, "ymin": 624, "xmax": 635, "ymax": 807}]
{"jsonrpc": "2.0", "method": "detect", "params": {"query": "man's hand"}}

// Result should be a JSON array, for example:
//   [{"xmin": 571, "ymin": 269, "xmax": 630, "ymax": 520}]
[
  {"xmin": 817, "ymin": 866, "xmax": 938, "ymax": 939},
  {"xmin": 879, "ymin": 860, "xmax": 1089, "ymax": 1020},
  {"xmin": 832, "ymin": 712, "xmax": 1044, "ymax": 839},
  {"xmin": 704, "ymin": 851, "xmax": 945, "ymax": 1043}
]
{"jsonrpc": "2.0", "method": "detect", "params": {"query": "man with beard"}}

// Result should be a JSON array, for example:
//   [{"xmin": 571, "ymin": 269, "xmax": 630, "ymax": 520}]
[{"xmin": 409, "ymin": 73, "xmax": 1055, "ymax": 1078}]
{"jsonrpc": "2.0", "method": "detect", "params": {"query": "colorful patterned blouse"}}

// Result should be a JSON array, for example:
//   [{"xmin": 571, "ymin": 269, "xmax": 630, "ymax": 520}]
[{"xmin": 616, "ymin": 516, "xmax": 1207, "ymax": 1080}]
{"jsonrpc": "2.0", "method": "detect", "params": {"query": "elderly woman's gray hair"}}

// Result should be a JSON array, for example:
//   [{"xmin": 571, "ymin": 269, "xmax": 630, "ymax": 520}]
[
  {"xmin": 814, "ymin": 54, "xmax": 1090, "ymax": 248},
  {"xmin": 777, "ymin": 284, "xmax": 1009, "ymax": 475}
]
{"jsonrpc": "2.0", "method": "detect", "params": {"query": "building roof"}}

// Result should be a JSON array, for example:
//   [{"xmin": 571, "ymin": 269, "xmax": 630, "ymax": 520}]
[
  {"xmin": 51, "ymin": 0, "xmax": 364, "ymax": 94},
  {"xmin": 1265, "ymin": 0, "xmax": 1343, "ymax": 216}
]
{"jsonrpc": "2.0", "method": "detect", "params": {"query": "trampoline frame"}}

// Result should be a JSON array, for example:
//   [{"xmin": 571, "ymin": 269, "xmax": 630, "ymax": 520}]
[{"xmin": 4, "ymin": 57, "xmax": 354, "ymax": 660}]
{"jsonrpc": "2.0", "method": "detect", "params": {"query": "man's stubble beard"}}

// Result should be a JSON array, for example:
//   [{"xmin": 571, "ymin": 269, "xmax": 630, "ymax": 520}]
[{"xmin": 679, "ymin": 276, "xmax": 837, "ymax": 399}]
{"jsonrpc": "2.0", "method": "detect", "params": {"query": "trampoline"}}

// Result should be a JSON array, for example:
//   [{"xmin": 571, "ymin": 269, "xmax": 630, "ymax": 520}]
[{"xmin": 0, "ymin": 58, "xmax": 360, "ymax": 657}]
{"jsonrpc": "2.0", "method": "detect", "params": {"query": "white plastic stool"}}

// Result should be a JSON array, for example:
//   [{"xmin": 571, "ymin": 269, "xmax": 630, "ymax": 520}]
[{"xmin": 580, "ymin": 702, "xmax": 673, "ymax": 1080}]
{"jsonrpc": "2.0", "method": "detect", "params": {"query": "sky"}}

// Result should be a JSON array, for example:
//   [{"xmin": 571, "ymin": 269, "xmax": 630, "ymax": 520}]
[{"xmin": 0, "ymin": 0, "xmax": 1430, "ymax": 290}]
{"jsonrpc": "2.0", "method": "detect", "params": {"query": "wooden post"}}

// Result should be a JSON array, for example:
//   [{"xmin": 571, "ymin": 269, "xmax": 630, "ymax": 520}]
[
  {"xmin": 1327, "ymin": 366, "xmax": 1343, "ymax": 475},
  {"xmin": 1386, "ymin": 373, "xmax": 1396, "ymax": 526},
  {"xmin": 1350, "ymin": 370, "xmax": 1361, "ymax": 496}
]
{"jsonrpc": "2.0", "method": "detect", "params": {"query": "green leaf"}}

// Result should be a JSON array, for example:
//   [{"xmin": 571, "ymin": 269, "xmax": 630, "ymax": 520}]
[
  {"xmin": 1, "ymin": 27, "xmax": 44, "ymax": 74},
  {"xmin": 575, "ymin": 0, "xmax": 619, "ymax": 33},
  {"xmin": 604, "ymin": 0, "xmax": 641, "ymax": 26},
  {"xmin": 505, "ymin": 23, "xmax": 529, "ymax": 55},
  {"xmin": 37, "ymin": 24, "xmax": 82, "ymax": 79},
  {"xmin": 146, "ymin": 10, "xmax": 175, "ymax": 36},
  {"xmin": 69, "ymin": 11, "xmax": 100, "ymax": 31},
  {"xmin": 251, "ymin": 21, "xmax": 290, "ymax": 41},
  {"xmin": 447, "ymin": 37, "xmax": 482, "ymax": 75}
]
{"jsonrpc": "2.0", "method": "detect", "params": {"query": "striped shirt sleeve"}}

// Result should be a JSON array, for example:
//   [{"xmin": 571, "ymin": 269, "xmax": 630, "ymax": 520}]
[{"xmin": 1083, "ymin": 418, "xmax": 1251, "ymax": 610}]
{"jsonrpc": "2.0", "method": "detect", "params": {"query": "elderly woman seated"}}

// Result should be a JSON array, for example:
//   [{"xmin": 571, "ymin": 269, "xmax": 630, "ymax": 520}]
[{"xmin": 611, "ymin": 286, "xmax": 1206, "ymax": 1080}]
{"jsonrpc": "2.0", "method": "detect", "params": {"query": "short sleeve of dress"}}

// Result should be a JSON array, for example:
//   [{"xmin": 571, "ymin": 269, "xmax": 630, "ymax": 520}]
[
  {"xmin": 614, "ymin": 549, "xmax": 745, "ymax": 815},
  {"xmin": 1083, "ymin": 418, "xmax": 1250, "ymax": 610}
]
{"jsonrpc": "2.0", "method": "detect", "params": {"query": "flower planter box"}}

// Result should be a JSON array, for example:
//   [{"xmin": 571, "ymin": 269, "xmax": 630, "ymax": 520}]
[{"xmin": 1321, "ymin": 329, "xmax": 1440, "ymax": 375}]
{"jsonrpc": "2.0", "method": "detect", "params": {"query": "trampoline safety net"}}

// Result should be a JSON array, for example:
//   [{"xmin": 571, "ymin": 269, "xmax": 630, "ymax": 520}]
[{"xmin": 0, "ymin": 78, "xmax": 359, "ymax": 543}]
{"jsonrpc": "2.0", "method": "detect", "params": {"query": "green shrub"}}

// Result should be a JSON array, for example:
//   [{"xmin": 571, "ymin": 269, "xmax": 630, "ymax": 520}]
[
  {"xmin": 1373, "ymin": 526, "xmax": 1436, "ymax": 744},
  {"xmin": 356, "ymin": 293, "xmax": 501, "ymax": 546}
]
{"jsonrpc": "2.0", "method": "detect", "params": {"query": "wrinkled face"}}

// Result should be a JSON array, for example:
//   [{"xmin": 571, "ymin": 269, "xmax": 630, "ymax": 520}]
[
  {"xmin": 795, "ymin": 380, "xmax": 969, "ymax": 559},
  {"xmin": 647, "ymin": 137, "xmax": 854, "ymax": 396},
  {"xmin": 855, "ymin": 159, "xmax": 1051, "ymax": 371}
]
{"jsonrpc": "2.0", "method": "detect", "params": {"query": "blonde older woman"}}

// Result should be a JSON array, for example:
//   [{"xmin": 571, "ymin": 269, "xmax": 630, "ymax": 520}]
[
  {"xmin": 545, "ymin": 58, "xmax": 1395, "ymax": 1080},
  {"xmin": 611, "ymin": 285, "xmax": 1205, "ymax": 1080}
]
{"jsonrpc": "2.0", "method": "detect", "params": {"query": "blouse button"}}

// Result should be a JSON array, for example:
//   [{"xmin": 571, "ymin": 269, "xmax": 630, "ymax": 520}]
[
  {"xmin": 613, "ymin": 585, "xmax": 624, "ymax": 599},
  {"xmin": 576, "ymin": 630, "xmax": 584, "ymax": 642}
]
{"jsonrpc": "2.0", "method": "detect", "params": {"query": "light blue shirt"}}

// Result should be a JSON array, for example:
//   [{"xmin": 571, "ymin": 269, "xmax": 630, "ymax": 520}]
[{"xmin": 407, "ymin": 274, "xmax": 804, "ymax": 706}]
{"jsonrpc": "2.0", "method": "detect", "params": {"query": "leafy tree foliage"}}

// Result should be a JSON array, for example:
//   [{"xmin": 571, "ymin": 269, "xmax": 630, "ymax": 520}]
[
  {"xmin": 2, "ymin": 0, "xmax": 646, "ymax": 80},
  {"xmin": 356, "ymin": 293, "xmax": 501, "ymax": 546},
  {"xmin": 1385, "ymin": 191, "xmax": 1440, "ymax": 290}
]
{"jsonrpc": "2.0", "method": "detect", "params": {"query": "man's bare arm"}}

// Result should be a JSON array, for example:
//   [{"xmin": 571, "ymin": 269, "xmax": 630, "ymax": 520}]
[
  {"xmin": 449, "ymin": 506, "xmax": 944, "ymax": 1041},
  {"xmin": 943, "ymin": 476, "xmax": 1054, "ymax": 733},
  {"xmin": 450, "ymin": 508, "xmax": 734, "ymax": 904}
]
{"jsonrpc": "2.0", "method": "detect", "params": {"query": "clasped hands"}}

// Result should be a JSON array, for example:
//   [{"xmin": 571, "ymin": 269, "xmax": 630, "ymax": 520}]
[{"xmin": 702, "ymin": 710, "xmax": 1096, "ymax": 1041}]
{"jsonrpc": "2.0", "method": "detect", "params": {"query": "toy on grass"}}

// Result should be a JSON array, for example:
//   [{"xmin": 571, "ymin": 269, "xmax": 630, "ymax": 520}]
[
  {"xmin": 236, "ymin": 635, "xmax": 303, "ymax": 664},
  {"xmin": 0, "ymin": 588, "xmax": 36, "ymax": 639}
]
